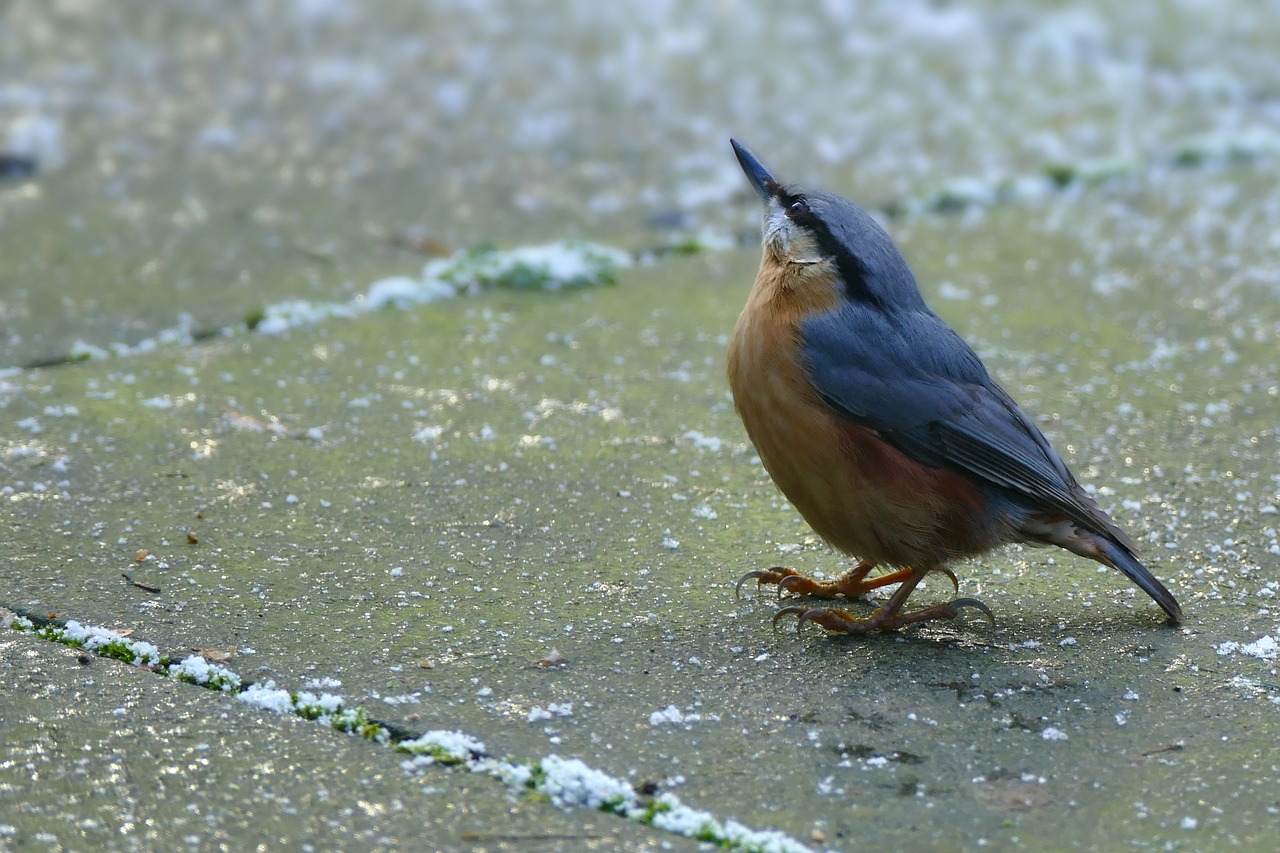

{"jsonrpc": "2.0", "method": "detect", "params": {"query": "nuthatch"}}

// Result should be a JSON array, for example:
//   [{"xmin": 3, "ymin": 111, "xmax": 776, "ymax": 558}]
[{"xmin": 727, "ymin": 139, "xmax": 1182, "ymax": 633}]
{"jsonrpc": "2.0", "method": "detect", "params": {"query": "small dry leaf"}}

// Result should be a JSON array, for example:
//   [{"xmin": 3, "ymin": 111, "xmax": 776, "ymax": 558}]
[
  {"xmin": 530, "ymin": 647, "xmax": 568, "ymax": 668},
  {"xmin": 186, "ymin": 533, "xmax": 199, "ymax": 544},
  {"xmin": 195, "ymin": 647, "xmax": 235, "ymax": 663},
  {"xmin": 418, "ymin": 659, "xmax": 435, "ymax": 669},
  {"xmin": 1139, "ymin": 742, "xmax": 1185, "ymax": 758}
]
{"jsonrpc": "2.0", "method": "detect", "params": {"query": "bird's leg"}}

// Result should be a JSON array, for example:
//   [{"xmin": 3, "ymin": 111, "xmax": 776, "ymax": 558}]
[
  {"xmin": 736, "ymin": 561, "xmax": 957, "ymax": 601},
  {"xmin": 736, "ymin": 560, "xmax": 872, "ymax": 599},
  {"xmin": 772, "ymin": 567, "xmax": 994, "ymax": 634}
]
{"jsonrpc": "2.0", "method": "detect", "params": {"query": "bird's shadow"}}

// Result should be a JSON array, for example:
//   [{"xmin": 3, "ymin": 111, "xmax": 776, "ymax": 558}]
[{"xmin": 749, "ymin": 590, "xmax": 1182, "ymax": 673}]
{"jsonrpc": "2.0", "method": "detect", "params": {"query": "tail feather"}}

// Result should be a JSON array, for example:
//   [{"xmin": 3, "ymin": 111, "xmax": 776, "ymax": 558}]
[
  {"xmin": 1094, "ymin": 537, "xmax": 1183, "ymax": 626},
  {"xmin": 1021, "ymin": 514, "xmax": 1183, "ymax": 625}
]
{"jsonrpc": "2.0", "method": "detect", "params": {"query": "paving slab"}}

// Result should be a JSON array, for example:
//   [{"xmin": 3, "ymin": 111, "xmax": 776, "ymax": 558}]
[
  {"xmin": 4, "ymin": 200, "xmax": 1280, "ymax": 849},
  {"xmin": 0, "ymin": 629, "xmax": 686, "ymax": 852},
  {"xmin": 3, "ymin": 2, "xmax": 1280, "ymax": 852}
]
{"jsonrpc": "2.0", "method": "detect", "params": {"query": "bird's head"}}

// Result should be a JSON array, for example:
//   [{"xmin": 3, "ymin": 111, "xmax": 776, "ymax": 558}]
[{"xmin": 730, "ymin": 138, "xmax": 925, "ymax": 311}]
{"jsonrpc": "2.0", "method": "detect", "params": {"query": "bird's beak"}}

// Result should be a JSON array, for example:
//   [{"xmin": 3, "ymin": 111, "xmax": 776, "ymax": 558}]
[{"xmin": 731, "ymin": 138, "xmax": 778, "ymax": 203}]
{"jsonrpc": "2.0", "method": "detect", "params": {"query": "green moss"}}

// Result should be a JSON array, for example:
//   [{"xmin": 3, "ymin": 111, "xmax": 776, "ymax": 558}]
[
  {"xmin": 694, "ymin": 823, "xmax": 721, "ymax": 843},
  {"xmin": 431, "ymin": 241, "xmax": 626, "ymax": 291},
  {"xmin": 1173, "ymin": 147, "xmax": 1205, "ymax": 168},
  {"xmin": 929, "ymin": 189, "xmax": 975, "ymax": 213},
  {"xmin": 661, "ymin": 235, "xmax": 709, "ymax": 257},
  {"xmin": 600, "ymin": 794, "xmax": 630, "ymax": 814},
  {"xmin": 327, "ymin": 707, "xmax": 363, "ymax": 732},
  {"xmin": 639, "ymin": 799, "xmax": 671, "ymax": 821},
  {"xmin": 526, "ymin": 762, "xmax": 547, "ymax": 790},
  {"xmin": 1044, "ymin": 162, "xmax": 1076, "ymax": 187},
  {"xmin": 356, "ymin": 721, "xmax": 389, "ymax": 743},
  {"xmin": 292, "ymin": 695, "xmax": 323, "ymax": 720}
]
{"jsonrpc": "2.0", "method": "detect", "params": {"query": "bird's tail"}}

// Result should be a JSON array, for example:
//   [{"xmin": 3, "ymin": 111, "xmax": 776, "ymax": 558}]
[{"xmin": 1093, "ymin": 536, "xmax": 1183, "ymax": 626}]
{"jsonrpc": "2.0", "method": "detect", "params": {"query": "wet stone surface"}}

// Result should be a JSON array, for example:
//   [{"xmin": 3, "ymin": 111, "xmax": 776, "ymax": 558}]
[{"xmin": 3, "ymin": 1, "xmax": 1280, "ymax": 851}]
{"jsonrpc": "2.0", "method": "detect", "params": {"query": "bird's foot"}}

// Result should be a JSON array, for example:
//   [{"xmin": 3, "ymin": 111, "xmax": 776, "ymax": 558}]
[
  {"xmin": 735, "ymin": 562, "xmax": 957, "ymax": 601},
  {"xmin": 772, "ymin": 597, "xmax": 994, "ymax": 635}
]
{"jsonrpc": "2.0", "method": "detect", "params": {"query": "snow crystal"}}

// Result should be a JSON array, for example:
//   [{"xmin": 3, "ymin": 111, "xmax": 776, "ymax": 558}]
[
  {"xmin": 1217, "ymin": 635, "xmax": 1279, "ymax": 661},
  {"xmin": 649, "ymin": 704, "xmax": 700, "ymax": 727},
  {"xmin": 168, "ymin": 655, "xmax": 242, "ymax": 690},
  {"xmin": 295, "ymin": 691, "xmax": 345, "ymax": 714},
  {"xmin": 474, "ymin": 757, "xmax": 533, "ymax": 789},
  {"xmin": 365, "ymin": 276, "xmax": 454, "ymax": 309},
  {"xmin": 59, "ymin": 620, "xmax": 160, "ymax": 665},
  {"xmin": 651, "ymin": 794, "xmax": 719, "ymax": 835},
  {"xmin": 530, "ymin": 703, "xmax": 574, "ymax": 721},
  {"xmin": 681, "ymin": 430, "xmax": 723, "ymax": 452},
  {"xmin": 424, "ymin": 241, "xmax": 629, "ymax": 293},
  {"xmin": 257, "ymin": 299, "xmax": 358, "ymax": 335},
  {"xmin": 238, "ymin": 681, "xmax": 295, "ymax": 715},
  {"xmin": 399, "ymin": 730, "xmax": 486, "ymax": 760},
  {"xmin": 413, "ymin": 424, "xmax": 446, "ymax": 443},
  {"xmin": 537, "ymin": 755, "xmax": 636, "ymax": 811},
  {"xmin": 720, "ymin": 815, "xmax": 817, "ymax": 853}
]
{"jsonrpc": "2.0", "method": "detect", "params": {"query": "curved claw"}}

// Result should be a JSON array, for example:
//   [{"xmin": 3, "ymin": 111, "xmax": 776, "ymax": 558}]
[
  {"xmin": 734, "ymin": 570, "xmax": 770, "ymax": 599},
  {"xmin": 770, "ymin": 605, "xmax": 810, "ymax": 630},
  {"xmin": 932, "ymin": 566, "xmax": 960, "ymax": 594},
  {"xmin": 776, "ymin": 573, "xmax": 807, "ymax": 600},
  {"xmin": 793, "ymin": 608, "xmax": 828, "ymax": 632},
  {"xmin": 950, "ymin": 597, "xmax": 996, "ymax": 626},
  {"xmin": 734, "ymin": 567, "xmax": 795, "ymax": 599}
]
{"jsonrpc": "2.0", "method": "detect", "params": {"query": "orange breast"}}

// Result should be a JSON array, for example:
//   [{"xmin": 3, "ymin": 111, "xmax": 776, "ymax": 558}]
[{"xmin": 727, "ymin": 259, "xmax": 994, "ymax": 568}]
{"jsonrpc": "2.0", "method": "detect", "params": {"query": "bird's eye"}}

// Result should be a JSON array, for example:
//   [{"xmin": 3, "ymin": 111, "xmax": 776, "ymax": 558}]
[{"xmin": 786, "ymin": 200, "xmax": 810, "ymax": 219}]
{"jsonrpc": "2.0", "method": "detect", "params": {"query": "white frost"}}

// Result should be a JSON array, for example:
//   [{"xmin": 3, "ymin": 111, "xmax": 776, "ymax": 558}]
[
  {"xmin": 537, "ymin": 755, "xmax": 637, "ymax": 811},
  {"xmin": 59, "ymin": 620, "xmax": 160, "ymax": 666},
  {"xmin": 649, "ymin": 704, "xmax": 701, "ymax": 727},
  {"xmin": 681, "ymin": 430, "xmax": 723, "ymax": 452},
  {"xmin": 238, "ymin": 681, "xmax": 296, "ymax": 714},
  {"xmin": 399, "ymin": 730, "xmax": 486, "ymax": 760},
  {"xmin": 1216, "ymin": 635, "xmax": 1279, "ymax": 661},
  {"xmin": 168, "ymin": 655, "xmax": 242, "ymax": 690}
]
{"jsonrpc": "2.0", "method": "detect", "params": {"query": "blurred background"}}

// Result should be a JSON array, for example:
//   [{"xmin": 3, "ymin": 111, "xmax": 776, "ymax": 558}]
[
  {"xmin": 5, "ymin": 4, "xmax": 1280, "ymax": 849},
  {"xmin": 5, "ymin": 0, "xmax": 1280, "ymax": 367}
]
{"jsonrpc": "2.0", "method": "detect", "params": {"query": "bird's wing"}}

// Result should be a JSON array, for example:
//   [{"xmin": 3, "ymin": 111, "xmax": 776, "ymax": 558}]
[{"xmin": 800, "ymin": 305, "xmax": 1126, "ymax": 542}]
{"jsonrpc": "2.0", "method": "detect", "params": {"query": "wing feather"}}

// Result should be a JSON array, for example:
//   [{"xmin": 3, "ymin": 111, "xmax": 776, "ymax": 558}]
[{"xmin": 801, "ymin": 304, "xmax": 1131, "ymax": 546}]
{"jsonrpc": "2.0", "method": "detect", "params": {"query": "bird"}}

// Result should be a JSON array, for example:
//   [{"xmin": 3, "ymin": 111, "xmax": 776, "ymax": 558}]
[{"xmin": 726, "ymin": 138, "xmax": 1183, "ymax": 634}]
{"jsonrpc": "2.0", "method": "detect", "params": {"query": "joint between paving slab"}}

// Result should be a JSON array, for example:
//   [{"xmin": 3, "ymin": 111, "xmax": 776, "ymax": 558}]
[{"xmin": 2, "ymin": 602, "xmax": 826, "ymax": 853}]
